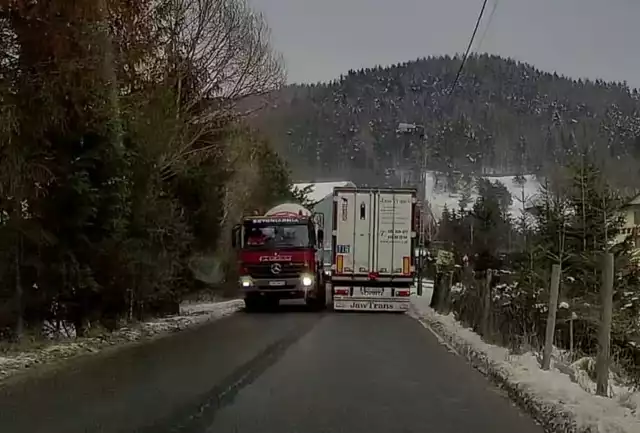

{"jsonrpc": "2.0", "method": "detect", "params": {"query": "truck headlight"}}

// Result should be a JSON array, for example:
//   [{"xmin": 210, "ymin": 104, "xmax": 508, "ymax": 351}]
[
  {"xmin": 240, "ymin": 276, "xmax": 253, "ymax": 287},
  {"xmin": 301, "ymin": 275, "xmax": 313, "ymax": 287}
]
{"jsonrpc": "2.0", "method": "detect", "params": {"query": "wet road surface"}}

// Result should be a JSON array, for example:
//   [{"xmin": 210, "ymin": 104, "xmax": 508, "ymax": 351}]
[{"xmin": 0, "ymin": 307, "xmax": 543, "ymax": 433}]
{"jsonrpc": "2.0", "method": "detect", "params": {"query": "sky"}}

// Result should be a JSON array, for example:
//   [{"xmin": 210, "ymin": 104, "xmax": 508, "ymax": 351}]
[{"xmin": 249, "ymin": 0, "xmax": 640, "ymax": 88}]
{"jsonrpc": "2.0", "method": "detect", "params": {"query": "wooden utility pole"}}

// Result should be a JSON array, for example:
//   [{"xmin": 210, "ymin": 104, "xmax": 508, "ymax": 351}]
[
  {"xmin": 443, "ymin": 270, "xmax": 454, "ymax": 314},
  {"xmin": 569, "ymin": 311, "xmax": 577, "ymax": 359},
  {"xmin": 481, "ymin": 269, "xmax": 492, "ymax": 338},
  {"xmin": 542, "ymin": 264, "xmax": 561, "ymax": 370},
  {"xmin": 596, "ymin": 252, "xmax": 614, "ymax": 396}
]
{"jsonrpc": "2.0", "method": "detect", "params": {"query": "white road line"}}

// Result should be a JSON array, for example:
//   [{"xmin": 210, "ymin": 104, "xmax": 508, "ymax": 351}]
[{"xmin": 410, "ymin": 311, "xmax": 461, "ymax": 357}]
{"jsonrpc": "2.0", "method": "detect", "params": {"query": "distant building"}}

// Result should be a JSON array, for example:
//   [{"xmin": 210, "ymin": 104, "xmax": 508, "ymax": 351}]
[{"xmin": 615, "ymin": 194, "xmax": 640, "ymax": 259}]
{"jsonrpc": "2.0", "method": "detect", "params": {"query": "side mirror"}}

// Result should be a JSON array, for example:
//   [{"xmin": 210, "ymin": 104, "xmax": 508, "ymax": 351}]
[{"xmin": 231, "ymin": 224, "xmax": 240, "ymax": 248}]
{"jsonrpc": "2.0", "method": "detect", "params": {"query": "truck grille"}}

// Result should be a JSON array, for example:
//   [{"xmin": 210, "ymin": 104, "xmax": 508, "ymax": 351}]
[{"xmin": 246, "ymin": 262, "xmax": 306, "ymax": 279}]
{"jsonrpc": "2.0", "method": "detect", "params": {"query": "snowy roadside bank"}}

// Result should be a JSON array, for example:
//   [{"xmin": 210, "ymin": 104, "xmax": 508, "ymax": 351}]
[
  {"xmin": 410, "ymin": 296, "xmax": 640, "ymax": 433},
  {"xmin": 0, "ymin": 299, "xmax": 244, "ymax": 383}
]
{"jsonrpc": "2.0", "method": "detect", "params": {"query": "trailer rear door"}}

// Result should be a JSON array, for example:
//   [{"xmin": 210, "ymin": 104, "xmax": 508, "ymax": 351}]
[
  {"xmin": 373, "ymin": 191, "xmax": 414, "ymax": 277},
  {"xmin": 333, "ymin": 188, "xmax": 415, "ymax": 280},
  {"xmin": 333, "ymin": 189, "xmax": 374, "ymax": 275}
]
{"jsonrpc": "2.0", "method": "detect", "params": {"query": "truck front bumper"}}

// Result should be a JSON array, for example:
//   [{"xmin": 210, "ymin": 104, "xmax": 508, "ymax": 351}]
[{"xmin": 240, "ymin": 277, "xmax": 319, "ymax": 299}]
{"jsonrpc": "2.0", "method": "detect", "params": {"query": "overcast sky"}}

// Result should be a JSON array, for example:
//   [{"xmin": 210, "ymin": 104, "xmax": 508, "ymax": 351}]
[{"xmin": 250, "ymin": 0, "xmax": 639, "ymax": 88}]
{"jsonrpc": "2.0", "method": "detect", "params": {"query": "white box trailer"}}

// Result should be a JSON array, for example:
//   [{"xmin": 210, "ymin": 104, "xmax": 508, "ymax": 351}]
[{"xmin": 330, "ymin": 187, "xmax": 416, "ymax": 312}]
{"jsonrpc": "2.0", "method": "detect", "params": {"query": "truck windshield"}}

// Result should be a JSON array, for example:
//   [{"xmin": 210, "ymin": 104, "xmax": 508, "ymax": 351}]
[{"xmin": 243, "ymin": 222, "xmax": 311, "ymax": 249}]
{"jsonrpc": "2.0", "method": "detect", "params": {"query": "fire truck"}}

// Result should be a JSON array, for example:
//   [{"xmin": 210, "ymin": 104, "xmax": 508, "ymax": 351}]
[{"xmin": 231, "ymin": 203, "xmax": 326, "ymax": 311}]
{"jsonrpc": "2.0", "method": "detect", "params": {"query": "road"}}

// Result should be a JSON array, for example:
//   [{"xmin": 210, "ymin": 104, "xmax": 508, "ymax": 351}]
[{"xmin": 0, "ymin": 306, "xmax": 543, "ymax": 433}]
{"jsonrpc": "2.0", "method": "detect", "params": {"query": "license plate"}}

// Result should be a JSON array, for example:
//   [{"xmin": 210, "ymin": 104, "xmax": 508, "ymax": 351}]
[
  {"xmin": 362, "ymin": 287, "xmax": 383, "ymax": 296},
  {"xmin": 269, "ymin": 280, "xmax": 285, "ymax": 286}
]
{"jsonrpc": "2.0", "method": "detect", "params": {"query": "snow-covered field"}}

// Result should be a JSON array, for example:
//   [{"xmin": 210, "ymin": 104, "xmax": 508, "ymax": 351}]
[
  {"xmin": 410, "ymin": 292, "xmax": 640, "ymax": 433},
  {"xmin": 424, "ymin": 171, "xmax": 540, "ymax": 219},
  {"xmin": 0, "ymin": 299, "xmax": 244, "ymax": 382}
]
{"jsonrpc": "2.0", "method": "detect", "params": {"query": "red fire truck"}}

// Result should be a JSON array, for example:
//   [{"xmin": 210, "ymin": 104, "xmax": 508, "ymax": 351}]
[{"xmin": 232, "ymin": 203, "xmax": 326, "ymax": 311}]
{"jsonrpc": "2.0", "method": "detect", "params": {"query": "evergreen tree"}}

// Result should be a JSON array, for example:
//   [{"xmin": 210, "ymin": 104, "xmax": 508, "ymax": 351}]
[{"xmin": 562, "ymin": 156, "xmax": 626, "ymax": 303}]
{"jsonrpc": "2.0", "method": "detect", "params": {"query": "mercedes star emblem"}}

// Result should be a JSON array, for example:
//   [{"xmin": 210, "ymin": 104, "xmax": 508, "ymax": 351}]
[{"xmin": 271, "ymin": 263, "xmax": 282, "ymax": 274}]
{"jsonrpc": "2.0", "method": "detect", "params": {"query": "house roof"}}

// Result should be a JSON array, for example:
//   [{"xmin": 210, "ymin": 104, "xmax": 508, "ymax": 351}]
[{"xmin": 622, "ymin": 193, "xmax": 640, "ymax": 209}]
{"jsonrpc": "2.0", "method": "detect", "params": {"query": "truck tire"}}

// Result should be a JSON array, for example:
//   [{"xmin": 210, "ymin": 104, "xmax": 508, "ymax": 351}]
[
  {"xmin": 317, "ymin": 285, "xmax": 327, "ymax": 310},
  {"xmin": 307, "ymin": 286, "xmax": 326, "ymax": 311},
  {"xmin": 305, "ymin": 297, "xmax": 322, "ymax": 311}
]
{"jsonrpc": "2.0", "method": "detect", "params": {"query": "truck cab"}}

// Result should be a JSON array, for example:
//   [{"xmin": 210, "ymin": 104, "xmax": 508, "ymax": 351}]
[{"xmin": 232, "ymin": 204, "xmax": 326, "ymax": 311}]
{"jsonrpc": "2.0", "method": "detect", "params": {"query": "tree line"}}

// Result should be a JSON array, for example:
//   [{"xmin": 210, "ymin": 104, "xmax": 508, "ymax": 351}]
[
  {"xmin": 431, "ymin": 154, "xmax": 640, "ymax": 385},
  {"xmin": 246, "ymin": 54, "xmax": 640, "ymax": 190},
  {"xmin": 0, "ymin": 0, "xmax": 296, "ymax": 341}
]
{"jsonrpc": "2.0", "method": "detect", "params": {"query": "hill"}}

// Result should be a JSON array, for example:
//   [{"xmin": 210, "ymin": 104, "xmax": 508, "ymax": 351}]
[{"xmin": 245, "ymin": 54, "xmax": 640, "ymax": 188}]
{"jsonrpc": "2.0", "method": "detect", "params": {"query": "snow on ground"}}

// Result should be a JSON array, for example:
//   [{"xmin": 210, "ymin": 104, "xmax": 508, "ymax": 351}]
[
  {"xmin": 410, "ymin": 278, "xmax": 434, "ymax": 297},
  {"xmin": 410, "ymin": 295, "xmax": 640, "ymax": 433},
  {"xmin": 0, "ymin": 299, "xmax": 244, "ymax": 382},
  {"xmin": 424, "ymin": 171, "xmax": 541, "ymax": 220}
]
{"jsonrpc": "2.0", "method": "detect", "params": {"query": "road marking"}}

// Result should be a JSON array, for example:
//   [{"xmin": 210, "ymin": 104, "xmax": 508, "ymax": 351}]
[
  {"xmin": 410, "ymin": 311, "xmax": 461, "ymax": 357},
  {"xmin": 137, "ymin": 315, "xmax": 323, "ymax": 433}
]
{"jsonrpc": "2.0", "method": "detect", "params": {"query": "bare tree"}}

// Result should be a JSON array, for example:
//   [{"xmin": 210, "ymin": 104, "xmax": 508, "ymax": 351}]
[
  {"xmin": 110, "ymin": 0, "xmax": 285, "ymax": 180},
  {"xmin": 158, "ymin": 0, "xmax": 285, "ymax": 112}
]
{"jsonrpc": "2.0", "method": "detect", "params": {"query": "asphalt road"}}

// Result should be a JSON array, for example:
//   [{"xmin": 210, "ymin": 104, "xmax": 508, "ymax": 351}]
[{"xmin": 0, "ymin": 306, "xmax": 543, "ymax": 433}]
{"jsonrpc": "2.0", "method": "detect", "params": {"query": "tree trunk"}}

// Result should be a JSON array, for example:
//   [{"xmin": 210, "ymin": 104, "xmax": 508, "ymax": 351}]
[{"xmin": 14, "ymin": 231, "xmax": 24, "ymax": 340}]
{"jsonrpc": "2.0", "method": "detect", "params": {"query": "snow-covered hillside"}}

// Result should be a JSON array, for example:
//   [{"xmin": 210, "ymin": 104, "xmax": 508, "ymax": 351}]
[{"xmin": 424, "ymin": 172, "xmax": 541, "ymax": 220}]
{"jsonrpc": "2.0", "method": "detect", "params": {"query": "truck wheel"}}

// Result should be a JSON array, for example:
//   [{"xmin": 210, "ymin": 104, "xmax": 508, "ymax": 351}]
[
  {"xmin": 305, "ymin": 297, "xmax": 319, "ymax": 310},
  {"xmin": 317, "ymin": 285, "xmax": 327, "ymax": 310},
  {"xmin": 307, "ymin": 291, "xmax": 326, "ymax": 311}
]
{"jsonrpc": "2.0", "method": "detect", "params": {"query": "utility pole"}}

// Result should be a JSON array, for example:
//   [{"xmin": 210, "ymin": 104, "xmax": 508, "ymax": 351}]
[
  {"xmin": 596, "ymin": 252, "xmax": 614, "ymax": 396},
  {"xmin": 418, "ymin": 127, "xmax": 428, "ymax": 243},
  {"xmin": 542, "ymin": 264, "xmax": 561, "ymax": 370}
]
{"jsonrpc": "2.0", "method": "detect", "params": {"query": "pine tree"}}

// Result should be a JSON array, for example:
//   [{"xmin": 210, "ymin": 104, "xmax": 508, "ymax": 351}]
[{"xmin": 563, "ymin": 156, "xmax": 625, "ymax": 303}]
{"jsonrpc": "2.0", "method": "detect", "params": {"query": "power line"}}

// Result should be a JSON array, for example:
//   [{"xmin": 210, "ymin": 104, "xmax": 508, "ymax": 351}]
[
  {"xmin": 475, "ymin": 0, "xmax": 499, "ymax": 52},
  {"xmin": 447, "ymin": 0, "xmax": 490, "ymax": 95}
]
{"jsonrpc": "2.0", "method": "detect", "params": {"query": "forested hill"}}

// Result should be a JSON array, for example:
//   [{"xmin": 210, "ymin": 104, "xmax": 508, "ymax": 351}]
[{"xmin": 246, "ymin": 54, "xmax": 640, "ymax": 187}]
